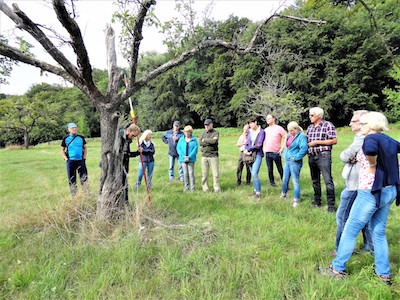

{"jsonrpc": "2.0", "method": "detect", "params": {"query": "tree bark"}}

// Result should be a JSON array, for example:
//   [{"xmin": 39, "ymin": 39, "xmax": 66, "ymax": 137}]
[
  {"xmin": 23, "ymin": 129, "xmax": 29, "ymax": 149},
  {"xmin": 96, "ymin": 102, "xmax": 125, "ymax": 221}
]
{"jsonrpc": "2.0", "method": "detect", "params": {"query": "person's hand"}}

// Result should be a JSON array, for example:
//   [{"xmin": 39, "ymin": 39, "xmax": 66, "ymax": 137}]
[
  {"xmin": 308, "ymin": 141, "xmax": 318, "ymax": 147},
  {"xmin": 173, "ymin": 136, "xmax": 178, "ymax": 141},
  {"xmin": 185, "ymin": 156, "xmax": 189, "ymax": 162},
  {"xmin": 350, "ymin": 156, "xmax": 357, "ymax": 164},
  {"xmin": 290, "ymin": 157, "xmax": 294, "ymax": 161},
  {"xmin": 138, "ymin": 147, "xmax": 143, "ymax": 153},
  {"xmin": 64, "ymin": 157, "xmax": 68, "ymax": 162}
]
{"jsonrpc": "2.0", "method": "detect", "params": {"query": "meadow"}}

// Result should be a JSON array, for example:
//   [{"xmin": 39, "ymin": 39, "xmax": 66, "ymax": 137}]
[{"xmin": 1, "ymin": 127, "xmax": 400, "ymax": 299}]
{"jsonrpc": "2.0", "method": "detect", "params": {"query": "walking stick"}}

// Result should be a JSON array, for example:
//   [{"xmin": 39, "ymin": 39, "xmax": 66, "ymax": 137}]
[{"xmin": 125, "ymin": 77, "xmax": 152, "ymax": 210}]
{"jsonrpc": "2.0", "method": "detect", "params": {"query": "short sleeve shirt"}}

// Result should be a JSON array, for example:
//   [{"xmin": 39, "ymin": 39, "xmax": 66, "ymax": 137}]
[
  {"xmin": 306, "ymin": 120, "xmax": 336, "ymax": 154},
  {"xmin": 263, "ymin": 125, "xmax": 287, "ymax": 153},
  {"xmin": 61, "ymin": 134, "xmax": 86, "ymax": 160},
  {"xmin": 357, "ymin": 149, "xmax": 375, "ymax": 190}
]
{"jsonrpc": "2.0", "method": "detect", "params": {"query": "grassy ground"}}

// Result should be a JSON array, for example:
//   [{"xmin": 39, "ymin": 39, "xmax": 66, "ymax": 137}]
[{"xmin": 1, "ymin": 127, "xmax": 400, "ymax": 299}]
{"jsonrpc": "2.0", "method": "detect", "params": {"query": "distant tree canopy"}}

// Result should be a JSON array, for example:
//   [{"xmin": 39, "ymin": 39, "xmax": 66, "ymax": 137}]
[{"xmin": 1, "ymin": 0, "xmax": 399, "ymax": 148}]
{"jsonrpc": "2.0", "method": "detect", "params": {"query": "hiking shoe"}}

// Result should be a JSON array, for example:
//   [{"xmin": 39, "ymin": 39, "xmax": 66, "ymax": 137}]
[
  {"xmin": 269, "ymin": 182, "xmax": 277, "ymax": 187},
  {"xmin": 280, "ymin": 192, "xmax": 286, "ymax": 200},
  {"xmin": 292, "ymin": 201, "xmax": 299, "ymax": 208},
  {"xmin": 319, "ymin": 265, "xmax": 345, "ymax": 280},
  {"xmin": 328, "ymin": 207, "xmax": 336, "ymax": 214},
  {"xmin": 254, "ymin": 193, "xmax": 261, "ymax": 200}
]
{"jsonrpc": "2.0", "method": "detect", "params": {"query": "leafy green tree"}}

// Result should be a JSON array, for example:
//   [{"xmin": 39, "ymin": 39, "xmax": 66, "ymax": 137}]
[
  {"xmin": 0, "ymin": 94, "xmax": 45, "ymax": 148},
  {"xmin": 383, "ymin": 66, "xmax": 400, "ymax": 122}
]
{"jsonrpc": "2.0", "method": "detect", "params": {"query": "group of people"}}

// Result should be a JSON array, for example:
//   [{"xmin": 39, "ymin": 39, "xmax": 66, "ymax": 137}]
[
  {"xmin": 237, "ymin": 108, "xmax": 336, "ymax": 211},
  {"xmin": 236, "ymin": 108, "xmax": 399, "ymax": 285},
  {"xmin": 161, "ymin": 119, "xmax": 220, "ymax": 193},
  {"xmin": 61, "ymin": 107, "xmax": 399, "ymax": 285}
]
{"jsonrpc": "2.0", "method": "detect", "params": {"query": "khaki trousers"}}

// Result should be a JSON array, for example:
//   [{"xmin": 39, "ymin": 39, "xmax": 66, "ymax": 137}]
[{"xmin": 201, "ymin": 156, "xmax": 221, "ymax": 192}]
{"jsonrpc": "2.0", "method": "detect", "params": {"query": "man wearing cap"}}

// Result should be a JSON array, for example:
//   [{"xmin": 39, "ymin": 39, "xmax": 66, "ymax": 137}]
[
  {"xmin": 200, "ymin": 119, "xmax": 221, "ymax": 192},
  {"xmin": 162, "ymin": 120, "xmax": 184, "ymax": 182},
  {"xmin": 61, "ymin": 123, "xmax": 88, "ymax": 196}
]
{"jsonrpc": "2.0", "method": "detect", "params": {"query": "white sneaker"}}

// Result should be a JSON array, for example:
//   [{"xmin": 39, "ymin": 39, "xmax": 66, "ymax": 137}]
[
  {"xmin": 292, "ymin": 201, "xmax": 299, "ymax": 208},
  {"xmin": 280, "ymin": 192, "xmax": 286, "ymax": 200}
]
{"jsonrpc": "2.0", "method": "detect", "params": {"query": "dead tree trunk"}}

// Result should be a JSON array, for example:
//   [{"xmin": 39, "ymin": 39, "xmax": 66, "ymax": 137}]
[{"xmin": 96, "ymin": 103, "xmax": 125, "ymax": 221}]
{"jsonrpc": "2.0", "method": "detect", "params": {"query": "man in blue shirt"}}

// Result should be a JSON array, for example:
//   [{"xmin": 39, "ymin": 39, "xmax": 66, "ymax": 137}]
[
  {"xmin": 61, "ymin": 123, "xmax": 88, "ymax": 196},
  {"xmin": 162, "ymin": 120, "xmax": 184, "ymax": 182}
]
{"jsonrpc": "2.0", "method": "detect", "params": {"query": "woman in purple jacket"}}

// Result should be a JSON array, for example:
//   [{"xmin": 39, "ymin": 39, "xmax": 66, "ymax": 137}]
[
  {"xmin": 135, "ymin": 130, "xmax": 155, "ymax": 191},
  {"xmin": 244, "ymin": 117, "xmax": 265, "ymax": 199}
]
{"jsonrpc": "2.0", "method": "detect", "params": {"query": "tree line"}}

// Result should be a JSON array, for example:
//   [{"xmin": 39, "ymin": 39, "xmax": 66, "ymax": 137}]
[{"xmin": 1, "ymin": 0, "xmax": 399, "ymax": 150}]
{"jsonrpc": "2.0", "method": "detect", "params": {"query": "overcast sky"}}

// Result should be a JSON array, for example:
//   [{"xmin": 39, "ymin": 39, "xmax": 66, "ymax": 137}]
[{"xmin": 1, "ymin": 0, "xmax": 295, "ymax": 95}]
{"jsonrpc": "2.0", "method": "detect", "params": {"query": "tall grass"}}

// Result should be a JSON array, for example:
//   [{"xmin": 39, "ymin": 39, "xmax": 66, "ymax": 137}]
[{"xmin": 0, "ymin": 127, "xmax": 399, "ymax": 299}]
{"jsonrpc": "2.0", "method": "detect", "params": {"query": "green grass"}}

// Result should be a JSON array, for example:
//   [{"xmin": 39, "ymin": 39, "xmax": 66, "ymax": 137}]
[{"xmin": 1, "ymin": 127, "xmax": 400, "ymax": 299}]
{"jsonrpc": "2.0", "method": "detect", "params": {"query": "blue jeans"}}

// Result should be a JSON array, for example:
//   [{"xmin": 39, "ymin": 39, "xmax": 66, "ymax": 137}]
[
  {"xmin": 308, "ymin": 151, "xmax": 335, "ymax": 208},
  {"xmin": 281, "ymin": 159, "xmax": 302, "ymax": 200},
  {"xmin": 265, "ymin": 152, "xmax": 283, "ymax": 185},
  {"xmin": 169, "ymin": 155, "xmax": 183, "ymax": 181},
  {"xmin": 335, "ymin": 189, "xmax": 373, "ymax": 252},
  {"xmin": 66, "ymin": 159, "xmax": 88, "ymax": 196},
  {"xmin": 250, "ymin": 155, "xmax": 263, "ymax": 193},
  {"xmin": 332, "ymin": 186, "xmax": 396, "ymax": 276},
  {"xmin": 135, "ymin": 161, "xmax": 154, "ymax": 190}
]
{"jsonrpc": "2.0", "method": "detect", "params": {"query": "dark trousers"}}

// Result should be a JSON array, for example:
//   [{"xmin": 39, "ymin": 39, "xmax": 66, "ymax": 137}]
[
  {"xmin": 265, "ymin": 152, "xmax": 283, "ymax": 185},
  {"xmin": 66, "ymin": 159, "xmax": 88, "ymax": 196},
  {"xmin": 237, "ymin": 152, "xmax": 251, "ymax": 185},
  {"xmin": 308, "ymin": 151, "xmax": 335, "ymax": 208},
  {"xmin": 122, "ymin": 169, "xmax": 130, "ymax": 206}
]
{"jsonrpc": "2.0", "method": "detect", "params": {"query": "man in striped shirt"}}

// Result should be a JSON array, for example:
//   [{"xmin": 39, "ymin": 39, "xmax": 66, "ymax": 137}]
[{"xmin": 306, "ymin": 107, "xmax": 337, "ymax": 213}]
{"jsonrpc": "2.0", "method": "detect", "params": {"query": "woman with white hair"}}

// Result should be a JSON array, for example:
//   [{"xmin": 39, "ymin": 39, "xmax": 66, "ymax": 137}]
[
  {"xmin": 280, "ymin": 121, "xmax": 308, "ymax": 207},
  {"xmin": 322, "ymin": 112, "xmax": 400, "ymax": 285},
  {"xmin": 177, "ymin": 125, "xmax": 198, "ymax": 192},
  {"xmin": 135, "ymin": 129, "xmax": 155, "ymax": 190}
]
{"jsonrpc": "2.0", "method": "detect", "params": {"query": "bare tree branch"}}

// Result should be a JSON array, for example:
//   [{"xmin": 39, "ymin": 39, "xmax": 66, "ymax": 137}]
[
  {"xmin": 105, "ymin": 24, "xmax": 121, "ymax": 96},
  {"xmin": 52, "ymin": 0, "xmax": 102, "ymax": 98},
  {"xmin": 129, "ymin": 14, "xmax": 325, "ymax": 93},
  {"xmin": 245, "ymin": 14, "xmax": 326, "ymax": 55},
  {"xmin": 127, "ymin": 0, "xmax": 156, "ymax": 89},
  {"xmin": 0, "ymin": 42, "xmax": 72, "ymax": 80},
  {"xmin": 0, "ymin": 1, "xmax": 81, "ymax": 80}
]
